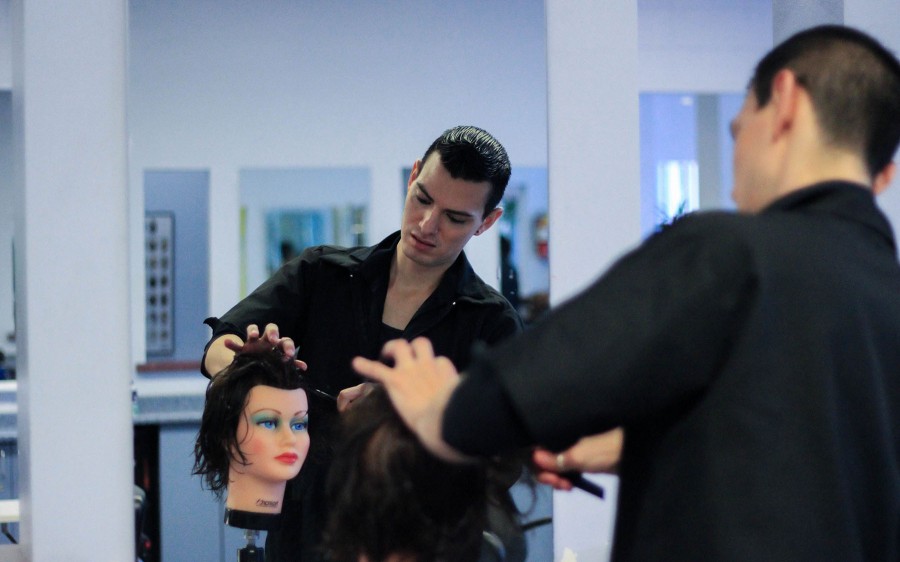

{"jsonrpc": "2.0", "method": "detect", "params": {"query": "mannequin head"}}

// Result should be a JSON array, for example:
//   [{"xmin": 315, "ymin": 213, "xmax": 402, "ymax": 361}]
[{"xmin": 194, "ymin": 351, "xmax": 310, "ymax": 514}]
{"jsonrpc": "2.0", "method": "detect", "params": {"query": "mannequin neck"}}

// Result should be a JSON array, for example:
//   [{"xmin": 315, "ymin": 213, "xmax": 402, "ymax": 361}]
[{"xmin": 226, "ymin": 466, "xmax": 288, "ymax": 514}]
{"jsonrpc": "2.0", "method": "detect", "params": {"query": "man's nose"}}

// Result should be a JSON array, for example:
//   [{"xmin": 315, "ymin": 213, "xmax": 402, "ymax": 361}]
[{"xmin": 420, "ymin": 209, "xmax": 438, "ymax": 233}]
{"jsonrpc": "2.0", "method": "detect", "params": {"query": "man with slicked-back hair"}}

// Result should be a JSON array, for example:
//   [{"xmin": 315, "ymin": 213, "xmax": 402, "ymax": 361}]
[{"xmin": 202, "ymin": 126, "xmax": 526, "ymax": 561}]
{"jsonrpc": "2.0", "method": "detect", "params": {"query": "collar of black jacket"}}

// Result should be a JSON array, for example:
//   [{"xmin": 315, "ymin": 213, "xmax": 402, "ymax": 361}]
[
  {"xmin": 763, "ymin": 181, "xmax": 896, "ymax": 251},
  {"xmin": 320, "ymin": 231, "xmax": 504, "ymax": 305}
]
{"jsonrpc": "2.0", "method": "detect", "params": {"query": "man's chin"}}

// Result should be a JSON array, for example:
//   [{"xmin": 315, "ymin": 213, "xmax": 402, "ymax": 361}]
[{"xmin": 400, "ymin": 245, "xmax": 443, "ymax": 268}]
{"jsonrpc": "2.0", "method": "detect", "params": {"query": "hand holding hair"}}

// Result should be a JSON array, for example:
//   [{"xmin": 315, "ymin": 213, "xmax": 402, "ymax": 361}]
[
  {"xmin": 223, "ymin": 323, "xmax": 308, "ymax": 371},
  {"xmin": 352, "ymin": 337, "xmax": 469, "ymax": 463}
]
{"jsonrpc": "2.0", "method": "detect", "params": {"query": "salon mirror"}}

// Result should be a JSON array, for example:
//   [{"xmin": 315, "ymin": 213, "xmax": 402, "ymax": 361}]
[{"xmin": 125, "ymin": 1, "xmax": 551, "ymax": 560}]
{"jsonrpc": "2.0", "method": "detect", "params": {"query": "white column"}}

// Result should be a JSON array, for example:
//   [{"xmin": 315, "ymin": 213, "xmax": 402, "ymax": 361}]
[
  {"xmin": 546, "ymin": 0, "xmax": 639, "ymax": 559},
  {"xmin": 10, "ymin": 1, "xmax": 132, "ymax": 560},
  {"xmin": 772, "ymin": 0, "xmax": 843, "ymax": 43},
  {"xmin": 844, "ymin": 1, "xmax": 900, "ymax": 230},
  {"xmin": 546, "ymin": 0, "xmax": 641, "ymax": 303}
]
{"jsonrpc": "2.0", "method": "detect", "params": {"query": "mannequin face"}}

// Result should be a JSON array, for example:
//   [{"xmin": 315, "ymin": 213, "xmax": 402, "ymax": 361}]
[{"xmin": 232, "ymin": 385, "xmax": 310, "ymax": 484}]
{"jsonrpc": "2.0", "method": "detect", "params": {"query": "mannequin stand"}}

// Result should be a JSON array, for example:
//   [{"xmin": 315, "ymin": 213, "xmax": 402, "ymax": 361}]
[
  {"xmin": 224, "ymin": 508, "xmax": 280, "ymax": 562},
  {"xmin": 237, "ymin": 529, "xmax": 263, "ymax": 562}
]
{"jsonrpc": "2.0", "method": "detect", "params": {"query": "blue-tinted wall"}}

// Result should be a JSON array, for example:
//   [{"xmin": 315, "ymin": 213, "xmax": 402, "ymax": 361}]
[{"xmin": 144, "ymin": 170, "xmax": 209, "ymax": 363}]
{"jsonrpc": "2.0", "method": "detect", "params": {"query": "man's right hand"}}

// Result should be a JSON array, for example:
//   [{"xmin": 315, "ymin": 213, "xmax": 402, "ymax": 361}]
[{"xmin": 204, "ymin": 323, "xmax": 308, "ymax": 376}]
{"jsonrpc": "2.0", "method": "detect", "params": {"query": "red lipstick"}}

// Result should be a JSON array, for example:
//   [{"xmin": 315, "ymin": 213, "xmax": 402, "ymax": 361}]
[{"xmin": 276, "ymin": 452, "xmax": 299, "ymax": 464}]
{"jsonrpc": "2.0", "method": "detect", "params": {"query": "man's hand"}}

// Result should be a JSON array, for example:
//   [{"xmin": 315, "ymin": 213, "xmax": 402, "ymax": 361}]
[
  {"xmin": 205, "ymin": 323, "xmax": 308, "ymax": 376},
  {"xmin": 352, "ymin": 337, "xmax": 469, "ymax": 463},
  {"xmin": 531, "ymin": 428, "xmax": 623, "ymax": 491},
  {"xmin": 337, "ymin": 382, "xmax": 377, "ymax": 413}
]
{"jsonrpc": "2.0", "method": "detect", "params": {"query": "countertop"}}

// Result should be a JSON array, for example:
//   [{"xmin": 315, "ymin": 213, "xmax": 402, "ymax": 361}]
[{"xmin": 0, "ymin": 380, "xmax": 206, "ymax": 442}]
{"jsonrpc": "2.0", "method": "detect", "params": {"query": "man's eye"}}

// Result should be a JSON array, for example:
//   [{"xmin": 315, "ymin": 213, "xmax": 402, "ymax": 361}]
[
  {"xmin": 416, "ymin": 196, "xmax": 430, "ymax": 205},
  {"xmin": 448, "ymin": 215, "xmax": 466, "ymax": 225}
]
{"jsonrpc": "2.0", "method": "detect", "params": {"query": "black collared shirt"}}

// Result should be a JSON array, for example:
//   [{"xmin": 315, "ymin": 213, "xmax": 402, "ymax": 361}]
[{"xmin": 202, "ymin": 231, "xmax": 522, "ymax": 562}]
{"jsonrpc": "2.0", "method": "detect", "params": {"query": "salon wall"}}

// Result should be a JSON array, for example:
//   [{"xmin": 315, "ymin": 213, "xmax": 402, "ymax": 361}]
[
  {"xmin": 144, "ymin": 170, "xmax": 210, "ymax": 363},
  {"xmin": 638, "ymin": 0, "xmax": 772, "ymax": 93}
]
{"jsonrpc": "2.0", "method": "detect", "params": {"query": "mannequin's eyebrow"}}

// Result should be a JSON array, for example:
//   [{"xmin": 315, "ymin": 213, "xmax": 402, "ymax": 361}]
[{"xmin": 250, "ymin": 408, "xmax": 282, "ymax": 415}]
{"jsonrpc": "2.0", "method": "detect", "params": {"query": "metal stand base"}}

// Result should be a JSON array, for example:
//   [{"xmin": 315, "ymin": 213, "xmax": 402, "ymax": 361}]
[
  {"xmin": 224, "ymin": 508, "xmax": 280, "ymax": 562},
  {"xmin": 238, "ymin": 529, "xmax": 264, "ymax": 562}
]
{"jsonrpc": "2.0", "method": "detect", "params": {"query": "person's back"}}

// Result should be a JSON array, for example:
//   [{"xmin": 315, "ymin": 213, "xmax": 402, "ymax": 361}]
[{"xmin": 611, "ymin": 184, "xmax": 900, "ymax": 560}]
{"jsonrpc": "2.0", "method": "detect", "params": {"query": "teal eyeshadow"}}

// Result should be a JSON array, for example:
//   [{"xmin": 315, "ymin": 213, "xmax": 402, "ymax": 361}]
[{"xmin": 251, "ymin": 413, "xmax": 278, "ymax": 426}]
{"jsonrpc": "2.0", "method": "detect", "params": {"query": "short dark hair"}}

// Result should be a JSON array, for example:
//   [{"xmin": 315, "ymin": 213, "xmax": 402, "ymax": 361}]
[
  {"xmin": 193, "ymin": 351, "xmax": 309, "ymax": 496},
  {"xmin": 422, "ymin": 125, "xmax": 512, "ymax": 217},
  {"xmin": 751, "ymin": 25, "xmax": 900, "ymax": 178},
  {"xmin": 323, "ymin": 386, "xmax": 513, "ymax": 562}
]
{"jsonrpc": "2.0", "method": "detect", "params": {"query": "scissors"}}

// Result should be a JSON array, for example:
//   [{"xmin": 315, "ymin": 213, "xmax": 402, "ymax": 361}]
[{"xmin": 290, "ymin": 348, "xmax": 337, "ymax": 402}]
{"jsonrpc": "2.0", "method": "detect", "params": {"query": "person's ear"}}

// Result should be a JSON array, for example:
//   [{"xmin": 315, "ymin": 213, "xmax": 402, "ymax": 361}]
[
  {"xmin": 770, "ymin": 69, "xmax": 801, "ymax": 141},
  {"xmin": 475, "ymin": 207, "xmax": 503, "ymax": 236},
  {"xmin": 407, "ymin": 159, "xmax": 422, "ymax": 190},
  {"xmin": 873, "ymin": 161, "xmax": 896, "ymax": 195}
]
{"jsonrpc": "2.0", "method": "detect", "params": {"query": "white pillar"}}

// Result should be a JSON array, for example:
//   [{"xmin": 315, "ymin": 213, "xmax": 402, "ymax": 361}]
[
  {"xmin": 772, "ymin": 0, "xmax": 843, "ymax": 43},
  {"xmin": 10, "ymin": 1, "xmax": 132, "ymax": 560},
  {"xmin": 843, "ymin": 1, "xmax": 900, "ymax": 231},
  {"xmin": 546, "ymin": 0, "xmax": 639, "ymax": 559},
  {"xmin": 546, "ymin": 0, "xmax": 641, "ymax": 303}
]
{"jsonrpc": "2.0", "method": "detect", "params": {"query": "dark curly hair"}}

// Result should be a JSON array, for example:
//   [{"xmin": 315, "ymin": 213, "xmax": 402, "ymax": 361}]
[
  {"xmin": 192, "ymin": 350, "xmax": 310, "ymax": 496},
  {"xmin": 322, "ymin": 386, "xmax": 518, "ymax": 562}
]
